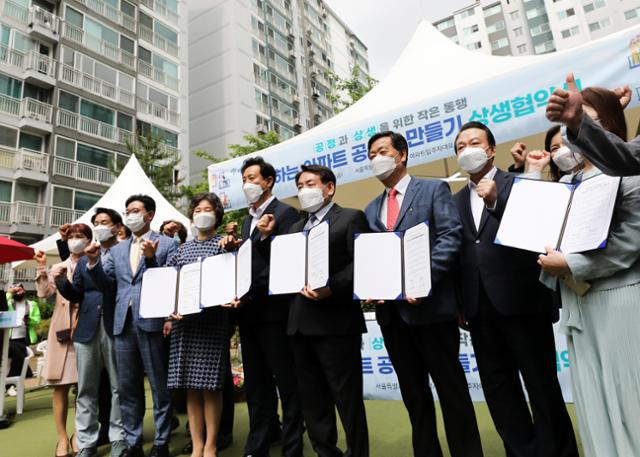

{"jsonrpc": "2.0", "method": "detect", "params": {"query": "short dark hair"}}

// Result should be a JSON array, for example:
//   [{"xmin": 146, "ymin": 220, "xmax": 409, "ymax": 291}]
[
  {"xmin": 454, "ymin": 121, "xmax": 497, "ymax": 151},
  {"xmin": 294, "ymin": 164, "xmax": 336, "ymax": 187},
  {"xmin": 91, "ymin": 207, "xmax": 122, "ymax": 226},
  {"xmin": 367, "ymin": 131, "xmax": 409, "ymax": 166},
  {"xmin": 125, "ymin": 194, "xmax": 156, "ymax": 213},
  {"xmin": 187, "ymin": 192, "xmax": 224, "ymax": 229},
  {"xmin": 241, "ymin": 156, "xmax": 277, "ymax": 189},
  {"xmin": 544, "ymin": 125, "xmax": 564, "ymax": 182}
]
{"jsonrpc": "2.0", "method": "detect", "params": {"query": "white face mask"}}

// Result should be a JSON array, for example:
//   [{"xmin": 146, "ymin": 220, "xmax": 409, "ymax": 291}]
[
  {"xmin": 243, "ymin": 182, "xmax": 264, "ymax": 204},
  {"xmin": 124, "ymin": 212, "xmax": 146, "ymax": 233},
  {"xmin": 370, "ymin": 154, "xmax": 398, "ymax": 180},
  {"xmin": 297, "ymin": 187, "xmax": 325, "ymax": 213},
  {"xmin": 552, "ymin": 146, "xmax": 584, "ymax": 172},
  {"xmin": 457, "ymin": 147, "xmax": 490, "ymax": 174},
  {"xmin": 94, "ymin": 225, "xmax": 115, "ymax": 243},
  {"xmin": 193, "ymin": 212, "xmax": 217, "ymax": 231},
  {"xmin": 68, "ymin": 238, "xmax": 89, "ymax": 254}
]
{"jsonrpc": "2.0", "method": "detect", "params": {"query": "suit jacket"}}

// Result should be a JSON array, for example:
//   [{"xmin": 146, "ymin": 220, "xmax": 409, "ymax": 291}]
[
  {"xmin": 240, "ymin": 197, "xmax": 300, "ymax": 323},
  {"xmin": 57, "ymin": 253, "xmax": 117, "ymax": 342},
  {"xmin": 364, "ymin": 176, "xmax": 462, "ymax": 326},
  {"xmin": 287, "ymin": 203, "xmax": 369, "ymax": 336},
  {"xmin": 88, "ymin": 231, "xmax": 178, "ymax": 335},
  {"xmin": 454, "ymin": 169, "xmax": 555, "ymax": 320},
  {"xmin": 568, "ymin": 114, "xmax": 640, "ymax": 176}
]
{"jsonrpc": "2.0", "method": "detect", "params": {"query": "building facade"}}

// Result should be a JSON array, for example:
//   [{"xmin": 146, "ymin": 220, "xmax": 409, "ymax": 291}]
[
  {"xmin": 0, "ymin": 0, "xmax": 189, "ymax": 283},
  {"xmin": 434, "ymin": 0, "xmax": 640, "ymax": 56},
  {"xmin": 188, "ymin": 0, "xmax": 370, "ymax": 183}
]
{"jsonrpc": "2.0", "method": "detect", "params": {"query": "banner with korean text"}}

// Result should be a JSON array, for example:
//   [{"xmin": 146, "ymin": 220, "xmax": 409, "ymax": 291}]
[
  {"xmin": 361, "ymin": 313, "xmax": 574, "ymax": 402},
  {"xmin": 209, "ymin": 26, "xmax": 640, "ymax": 211}
]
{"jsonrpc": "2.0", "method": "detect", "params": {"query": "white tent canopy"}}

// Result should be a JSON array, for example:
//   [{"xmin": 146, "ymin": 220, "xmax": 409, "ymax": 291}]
[{"xmin": 14, "ymin": 155, "xmax": 189, "ymax": 269}]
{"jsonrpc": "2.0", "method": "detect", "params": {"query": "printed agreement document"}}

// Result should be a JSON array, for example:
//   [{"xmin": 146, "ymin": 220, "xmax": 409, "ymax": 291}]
[{"xmin": 495, "ymin": 174, "xmax": 620, "ymax": 254}]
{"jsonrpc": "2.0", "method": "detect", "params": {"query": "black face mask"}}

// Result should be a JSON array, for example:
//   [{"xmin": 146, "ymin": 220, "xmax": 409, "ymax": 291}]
[{"xmin": 14, "ymin": 293, "xmax": 25, "ymax": 301}]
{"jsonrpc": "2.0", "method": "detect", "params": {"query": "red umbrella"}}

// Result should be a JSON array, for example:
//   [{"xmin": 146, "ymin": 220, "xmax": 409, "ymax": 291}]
[{"xmin": 0, "ymin": 236, "xmax": 35, "ymax": 263}]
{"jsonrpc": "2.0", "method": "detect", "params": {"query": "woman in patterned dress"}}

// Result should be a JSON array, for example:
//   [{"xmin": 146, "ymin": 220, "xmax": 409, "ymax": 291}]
[{"xmin": 167, "ymin": 192, "xmax": 230, "ymax": 457}]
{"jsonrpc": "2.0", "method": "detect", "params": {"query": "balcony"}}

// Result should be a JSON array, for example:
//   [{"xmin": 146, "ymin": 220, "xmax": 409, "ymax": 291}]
[
  {"xmin": 268, "ymin": 55, "xmax": 294, "ymax": 79},
  {"xmin": 9, "ymin": 201, "xmax": 46, "ymax": 226},
  {"xmin": 139, "ymin": 0, "xmax": 179, "ymax": 25},
  {"xmin": 27, "ymin": 5, "xmax": 60, "ymax": 43},
  {"xmin": 272, "ymin": 110, "xmax": 295, "ymax": 126},
  {"xmin": 271, "ymin": 84, "xmax": 294, "ymax": 104},
  {"xmin": 254, "ymin": 73, "xmax": 269, "ymax": 90},
  {"xmin": 0, "ymin": 265, "xmax": 38, "ymax": 283},
  {"xmin": 137, "ymin": 59, "xmax": 179, "ymax": 91},
  {"xmin": 1, "ymin": 0, "xmax": 28, "ymax": 24},
  {"xmin": 136, "ymin": 97, "xmax": 180, "ymax": 127},
  {"xmin": 252, "ymin": 26, "xmax": 267, "ymax": 42},
  {"xmin": 267, "ymin": 0, "xmax": 291, "ymax": 20},
  {"xmin": 75, "ymin": 0, "xmax": 136, "ymax": 33},
  {"xmin": 268, "ymin": 37, "xmax": 292, "ymax": 57},
  {"xmin": 266, "ymin": 16, "xmax": 289, "ymax": 37},
  {"xmin": 63, "ymin": 23, "xmax": 136, "ymax": 69},
  {"xmin": 53, "ymin": 156, "xmax": 116, "ymax": 187},
  {"xmin": 0, "ymin": 146, "xmax": 50, "ymax": 182},
  {"xmin": 19, "ymin": 98, "xmax": 54, "ymax": 133},
  {"xmin": 59, "ymin": 64, "xmax": 135, "ymax": 108},
  {"xmin": 253, "ymin": 50, "xmax": 269, "ymax": 67},
  {"xmin": 256, "ymin": 99, "xmax": 270, "ymax": 115},
  {"xmin": 24, "ymin": 52, "xmax": 57, "ymax": 87},
  {"xmin": 49, "ymin": 206, "xmax": 85, "ymax": 227},
  {"xmin": 56, "ymin": 109, "xmax": 134, "ymax": 145},
  {"xmin": 139, "ymin": 25, "xmax": 179, "ymax": 58},
  {"xmin": 0, "ymin": 43, "xmax": 26, "ymax": 74}
]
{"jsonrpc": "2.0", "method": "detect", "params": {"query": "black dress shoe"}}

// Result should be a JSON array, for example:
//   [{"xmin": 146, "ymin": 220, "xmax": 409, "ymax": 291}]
[
  {"xmin": 148, "ymin": 444, "xmax": 169, "ymax": 457},
  {"xmin": 170, "ymin": 416, "xmax": 180, "ymax": 431},
  {"xmin": 121, "ymin": 446, "xmax": 144, "ymax": 457},
  {"xmin": 217, "ymin": 434, "xmax": 232, "ymax": 451},
  {"xmin": 180, "ymin": 441, "xmax": 192, "ymax": 455}
]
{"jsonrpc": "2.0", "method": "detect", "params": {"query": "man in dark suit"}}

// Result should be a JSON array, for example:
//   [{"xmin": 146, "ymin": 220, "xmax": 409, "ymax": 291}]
[
  {"xmin": 363, "ymin": 131, "xmax": 483, "ymax": 457},
  {"xmin": 221, "ymin": 156, "xmax": 304, "ymax": 457},
  {"xmin": 57, "ymin": 208, "xmax": 127, "ymax": 457},
  {"xmin": 453, "ymin": 122, "xmax": 578, "ymax": 457},
  {"xmin": 86, "ymin": 195, "xmax": 178, "ymax": 457},
  {"xmin": 286, "ymin": 164, "xmax": 370, "ymax": 457}
]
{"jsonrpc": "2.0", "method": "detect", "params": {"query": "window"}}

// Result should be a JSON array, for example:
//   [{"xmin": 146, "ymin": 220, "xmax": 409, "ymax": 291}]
[
  {"xmin": 0, "ymin": 125, "xmax": 18, "ymax": 148},
  {"xmin": 534, "ymin": 40, "xmax": 555, "ymax": 54},
  {"xmin": 491, "ymin": 38, "xmax": 509, "ymax": 50},
  {"xmin": 436, "ymin": 18, "xmax": 454, "ymax": 30},
  {"xmin": 517, "ymin": 43, "xmax": 527, "ymax": 54},
  {"xmin": 460, "ymin": 8, "xmax": 475, "ymax": 18},
  {"xmin": 80, "ymin": 99, "xmax": 114, "ymax": 124},
  {"xmin": 0, "ymin": 181, "xmax": 11, "ymax": 202},
  {"xmin": 557, "ymin": 8, "xmax": 576, "ymax": 20},
  {"xmin": 77, "ymin": 143, "xmax": 113, "ymax": 168},
  {"xmin": 65, "ymin": 7, "xmax": 83, "ymax": 28},
  {"xmin": 0, "ymin": 73, "xmax": 22, "ymax": 98},
  {"xmin": 14, "ymin": 183, "xmax": 40, "ymax": 203},
  {"xmin": 625, "ymin": 8, "xmax": 640, "ymax": 20},
  {"xmin": 513, "ymin": 26, "xmax": 523, "ymax": 37},
  {"xmin": 466, "ymin": 41, "xmax": 482, "ymax": 50},
  {"xmin": 55, "ymin": 137, "xmax": 75, "ymax": 159},
  {"xmin": 53, "ymin": 186, "xmax": 73, "ymax": 208},
  {"xmin": 487, "ymin": 20, "xmax": 505, "ymax": 33},
  {"xmin": 509, "ymin": 10, "xmax": 519, "ymax": 20},
  {"xmin": 530, "ymin": 22, "xmax": 551, "ymax": 37},
  {"xmin": 19, "ymin": 132, "xmax": 43, "ymax": 151},
  {"xmin": 464, "ymin": 24, "xmax": 479, "ymax": 35},
  {"xmin": 584, "ymin": 0, "xmax": 605, "ymax": 13},
  {"xmin": 484, "ymin": 4, "xmax": 502, "ymax": 17},
  {"xmin": 137, "ymin": 121, "xmax": 178, "ymax": 147},
  {"xmin": 52, "ymin": 186, "xmax": 100, "ymax": 210},
  {"xmin": 561, "ymin": 26, "xmax": 580, "ymax": 38}
]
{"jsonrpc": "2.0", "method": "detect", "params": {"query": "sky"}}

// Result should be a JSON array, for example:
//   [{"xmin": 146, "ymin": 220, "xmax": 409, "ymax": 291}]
[{"xmin": 324, "ymin": 0, "xmax": 491, "ymax": 79}]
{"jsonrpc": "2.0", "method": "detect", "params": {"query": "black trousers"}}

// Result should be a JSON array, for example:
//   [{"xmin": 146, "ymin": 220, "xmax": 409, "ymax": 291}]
[
  {"xmin": 381, "ymin": 310, "xmax": 483, "ymax": 457},
  {"xmin": 469, "ymin": 284, "xmax": 579, "ymax": 457},
  {"xmin": 240, "ymin": 319, "xmax": 304, "ymax": 457},
  {"xmin": 8, "ymin": 337, "xmax": 30, "ymax": 377},
  {"xmin": 291, "ymin": 333, "xmax": 369, "ymax": 457}
]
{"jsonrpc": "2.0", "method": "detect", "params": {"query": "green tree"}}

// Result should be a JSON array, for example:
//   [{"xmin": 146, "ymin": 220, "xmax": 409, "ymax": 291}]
[
  {"xmin": 122, "ymin": 134, "xmax": 183, "ymax": 205},
  {"xmin": 180, "ymin": 131, "xmax": 282, "ymax": 235},
  {"xmin": 325, "ymin": 65, "xmax": 378, "ymax": 113}
]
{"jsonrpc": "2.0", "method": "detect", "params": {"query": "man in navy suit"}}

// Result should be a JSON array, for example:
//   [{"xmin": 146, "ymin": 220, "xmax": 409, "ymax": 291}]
[
  {"xmin": 220, "ymin": 156, "xmax": 304, "ymax": 457},
  {"xmin": 453, "ymin": 122, "xmax": 578, "ymax": 457},
  {"xmin": 58, "ymin": 207, "xmax": 126, "ymax": 457},
  {"xmin": 363, "ymin": 131, "xmax": 483, "ymax": 457},
  {"xmin": 86, "ymin": 195, "xmax": 178, "ymax": 457}
]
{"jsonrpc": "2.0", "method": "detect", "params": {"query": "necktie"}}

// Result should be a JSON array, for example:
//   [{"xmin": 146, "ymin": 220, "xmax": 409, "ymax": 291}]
[
  {"xmin": 387, "ymin": 188, "xmax": 399, "ymax": 231},
  {"xmin": 304, "ymin": 214, "xmax": 318, "ymax": 231},
  {"xmin": 130, "ymin": 237, "xmax": 141, "ymax": 273}
]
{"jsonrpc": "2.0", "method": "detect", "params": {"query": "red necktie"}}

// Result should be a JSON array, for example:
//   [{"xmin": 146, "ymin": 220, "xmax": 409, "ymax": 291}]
[{"xmin": 386, "ymin": 188, "xmax": 399, "ymax": 231}]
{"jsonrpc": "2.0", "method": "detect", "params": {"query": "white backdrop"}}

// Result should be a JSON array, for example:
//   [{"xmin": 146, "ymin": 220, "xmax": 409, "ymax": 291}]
[{"xmin": 361, "ymin": 313, "xmax": 573, "ymax": 402}]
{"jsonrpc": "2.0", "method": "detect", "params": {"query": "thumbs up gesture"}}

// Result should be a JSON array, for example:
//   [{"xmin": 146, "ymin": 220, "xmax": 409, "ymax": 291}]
[{"xmin": 546, "ymin": 73, "xmax": 583, "ymax": 134}]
